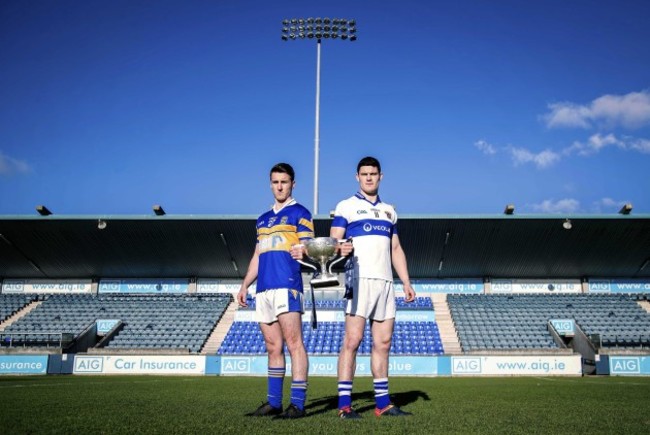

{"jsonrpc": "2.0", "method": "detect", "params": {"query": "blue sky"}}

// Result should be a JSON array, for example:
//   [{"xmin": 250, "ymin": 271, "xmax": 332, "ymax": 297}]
[{"xmin": 1, "ymin": 0, "xmax": 649, "ymax": 217}]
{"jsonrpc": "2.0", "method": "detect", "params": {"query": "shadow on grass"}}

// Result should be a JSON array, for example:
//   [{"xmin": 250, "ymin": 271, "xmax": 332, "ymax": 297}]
[{"xmin": 306, "ymin": 390, "xmax": 431, "ymax": 416}]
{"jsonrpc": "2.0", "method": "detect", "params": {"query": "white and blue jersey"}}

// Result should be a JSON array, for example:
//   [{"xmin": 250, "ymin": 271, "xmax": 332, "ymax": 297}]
[
  {"xmin": 331, "ymin": 193, "xmax": 397, "ymax": 282},
  {"xmin": 256, "ymin": 199, "xmax": 314, "ymax": 293}
]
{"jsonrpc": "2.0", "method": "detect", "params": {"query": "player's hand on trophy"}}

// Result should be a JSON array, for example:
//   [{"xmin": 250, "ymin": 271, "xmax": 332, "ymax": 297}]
[
  {"xmin": 290, "ymin": 243, "xmax": 306, "ymax": 260},
  {"xmin": 337, "ymin": 239, "xmax": 354, "ymax": 257}
]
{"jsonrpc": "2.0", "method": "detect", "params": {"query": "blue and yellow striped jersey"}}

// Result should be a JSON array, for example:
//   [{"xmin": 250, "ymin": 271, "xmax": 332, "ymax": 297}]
[{"xmin": 256, "ymin": 199, "xmax": 314, "ymax": 293}]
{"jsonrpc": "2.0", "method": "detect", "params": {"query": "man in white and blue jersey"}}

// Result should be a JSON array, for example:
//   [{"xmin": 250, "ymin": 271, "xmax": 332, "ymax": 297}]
[
  {"xmin": 331, "ymin": 156, "xmax": 416, "ymax": 419},
  {"xmin": 237, "ymin": 163, "xmax": 314, "ymax": 419}
]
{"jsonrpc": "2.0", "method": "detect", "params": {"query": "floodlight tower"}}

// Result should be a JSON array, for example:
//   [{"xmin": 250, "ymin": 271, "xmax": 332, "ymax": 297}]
[{"xmin": 282, "ymin": 17, "xmax": 357, "ymax": 215}]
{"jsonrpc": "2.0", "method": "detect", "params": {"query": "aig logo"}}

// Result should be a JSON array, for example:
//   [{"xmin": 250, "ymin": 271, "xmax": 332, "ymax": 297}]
[
  {"xmin": 75, "ymin": 356, "xmax": 104, "ymax": 373},
  {"xmin": 453, "ymin": 357, "xmax": 482, "ymax": 374},
  {"xmin": 610, "ymin": 357, "xmax": 640, "ymax": 374},
  {"xmin": 99, "ymin": 280, "xmax": 121, "ymax": 291},
  {"xmin": 221, "ymin": 357, "xmax": 251, "ymax": 374}
]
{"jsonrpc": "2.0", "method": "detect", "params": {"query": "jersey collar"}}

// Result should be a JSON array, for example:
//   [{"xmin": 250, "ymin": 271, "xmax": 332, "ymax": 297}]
[
  {"xmin": 272, "ymin": 197, "xmax": 296, "ymax": 214},
  {"xmin": 355, "ymin": 192, "xmax": 381, "ymax": 206}
]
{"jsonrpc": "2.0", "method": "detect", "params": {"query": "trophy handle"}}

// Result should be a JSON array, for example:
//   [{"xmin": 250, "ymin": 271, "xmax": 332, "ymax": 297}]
[
  {"xmin": 327, "ymin": 255, "xmax": 347, "ymax": 276},
  {"xmin": 296, "ymin": 259, "xmax": 318, "ymax": 271}
]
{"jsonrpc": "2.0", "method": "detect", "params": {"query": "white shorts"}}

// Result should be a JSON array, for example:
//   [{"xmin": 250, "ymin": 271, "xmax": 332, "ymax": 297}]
[
  {"xmin": 255, "ymin": 288, "xmax": 304, "ymax": 324},
  {"xmin": 345, "ymin": 278, "xmax": 396, "ymax": 321}
]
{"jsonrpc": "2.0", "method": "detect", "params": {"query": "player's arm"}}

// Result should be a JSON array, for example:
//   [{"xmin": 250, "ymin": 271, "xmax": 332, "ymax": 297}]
[
  {"xmin": 237, "ymin": 245, "xmax": 260, "ymax": 307},
  {"xmin": 391, "ymin": 233, "xmax": 416, "ymax": 302}
]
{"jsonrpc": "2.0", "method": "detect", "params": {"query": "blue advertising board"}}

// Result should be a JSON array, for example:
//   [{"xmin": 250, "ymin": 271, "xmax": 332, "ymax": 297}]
[
  {"xmin": 0, "ymin": 355, "xmax": 48, "ymax": 374},
  {"xmin": 609, "ymin": 356, "xmax": 650, "ymax": 375}
]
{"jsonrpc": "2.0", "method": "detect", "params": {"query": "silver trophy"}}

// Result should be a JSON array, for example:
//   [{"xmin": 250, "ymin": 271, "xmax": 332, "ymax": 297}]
[
  {"xmin": 296, "ymin": 237, "xmax": 348, "ymax": 329},
  {"xmin": 298, "ymin": 237, "xmax": 347, "ymax": 288}
]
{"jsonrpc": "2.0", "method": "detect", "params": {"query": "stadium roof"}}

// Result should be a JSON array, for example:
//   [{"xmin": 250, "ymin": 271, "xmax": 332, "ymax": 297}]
[{"xmin": 1, "ymin": 214, "xmax": 649, "ymax": 281}]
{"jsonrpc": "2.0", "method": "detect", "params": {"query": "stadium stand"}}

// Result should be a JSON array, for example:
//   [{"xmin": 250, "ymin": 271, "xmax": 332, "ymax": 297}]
[
  {"xmin": 1, "ymin": 294, "xmax": 232, "ymax": 353},
  {"xmin": 218, "ymin": 296, "xmax": 443, "ymax": 356},
  {"xmin": 448, "ymin": 293, "xmax": 650, "ymax": 351}
]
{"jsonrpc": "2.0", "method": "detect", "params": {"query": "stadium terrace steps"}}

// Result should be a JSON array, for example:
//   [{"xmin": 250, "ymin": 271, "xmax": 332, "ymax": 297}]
[
  {"xmin": 639, "ymin": 300, "xmax": 650, "ymax": 314},
  {"xmin": 0, "ymin": 299, "xmax": 43, "ymax": 332},
  {"xmin": 201, "ymin": 300, "xmax": 238, "ymax": 354},
  {"xmin": 431, "ymin": 294, "xmax": 462, "ymax": 354}
]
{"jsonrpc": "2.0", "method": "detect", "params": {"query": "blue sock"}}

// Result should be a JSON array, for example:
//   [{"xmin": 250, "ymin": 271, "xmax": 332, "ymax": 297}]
[
  {"xmin": 338, "ymin": 380, "xmax": 353, "ymax": 410},
  {"xmin": 268, "ymin": 367, "xmax": 285, "ymax": 409},
  {"xmin": 374, "ymin": 378, "xmax": 390, "ymax": 409},
  {"xmin": 290, "ymin": 380, "xmax": 308, "ymax": 410}
]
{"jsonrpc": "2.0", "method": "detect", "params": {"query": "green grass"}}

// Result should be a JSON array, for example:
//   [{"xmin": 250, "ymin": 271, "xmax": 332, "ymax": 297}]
[{"xmin": 0, "ymin": 376, "xmax": 649, "ymax": 434}]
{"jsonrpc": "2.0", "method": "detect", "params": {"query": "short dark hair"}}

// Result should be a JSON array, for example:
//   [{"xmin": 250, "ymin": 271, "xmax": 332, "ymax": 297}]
[
  {"xmin": 270, "ymin": 162, "xmax": 295, "ymax": 181},
  {"xmin": 357, "ymin": 156, "xmax": 381, "ymax": 174}
]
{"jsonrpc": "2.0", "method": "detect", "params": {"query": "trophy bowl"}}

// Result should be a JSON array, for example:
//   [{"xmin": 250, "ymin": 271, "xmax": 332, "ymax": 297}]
[
  {"xmin": 301, "ymin": 237, "xmax": 342, "ymax": 288},
  {"xmin": 305, "ymin": 237, "xmax": 338, "ymax": 263}
]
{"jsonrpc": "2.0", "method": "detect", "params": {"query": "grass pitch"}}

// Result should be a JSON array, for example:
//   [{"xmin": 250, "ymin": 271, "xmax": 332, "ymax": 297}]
[{"xmin": 1, "ymin": 376, "xmax": 649, "ymax": 434}]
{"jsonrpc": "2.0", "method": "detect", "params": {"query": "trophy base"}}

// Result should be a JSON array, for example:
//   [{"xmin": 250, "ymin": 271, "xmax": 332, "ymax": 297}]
[{"xmin": 310, "ymin": 275, "xmax": 340, "ymax": 288}]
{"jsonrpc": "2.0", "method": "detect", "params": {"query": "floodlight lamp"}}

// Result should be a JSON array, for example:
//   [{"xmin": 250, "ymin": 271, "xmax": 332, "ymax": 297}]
[
  {"xmin": 332, "ymin": 25, "xmax": 339, "ymax": 31},
  {"xmin": 349, "ymin": 34, "xmax": 357, "ymax": 41},
  {"xmin": 315, "ymin": 17, "xmax": 322, "ymax": 24},
  {"xmin": 618, "ymin": 203, "xmax": 633, "ymax": 215},
  {"xmin": 281, "ymin": 34, "xmax": 288, "ymax": 41},
  {"xmin": 290, "ymin": 33, "xmax": 297, "ymax": 39},
  {"xmin": 307, "ymin": 32, "xmax": 314, "ymax": 38},
  {"xmin": 97, "ymin": 219, "xmax": 107, "ymax": 230},
  {"xmin": 299, "ymin": 33, "xmax": 305, "ymax": 39},
  {"xmin": 307, "ymin": 17, "xmax": 314, "ymax": 24},
  {"xmin": 36, "ymin": 205, "xmax": 52, "ymax": 216},
  {"xmin": 340, "ymin": 33, "xmax": 348, "ymax": 40},
  {"xmin": 349, "ymin": 27, "xmax": 356, "ymax": 34},
  {"xmin": 331, "ymin": 33, "xmax": 338, "ymax": 39},
  {"xmin": 324, "ymin": 17, "xmax": 331, "ymax": 24},
  {"xmin": 562, "ymin": 219, "xmax": 572, "ymax": 230},
  {"xmin": 305, "ymin": 25, "xmax": 313, "ymax": 31},
  {"xmin": 323, "ymin": 33, "xmax": 330, "ymax": 38},
  {"xmin": 282, "ymin": 19, "xmax": 289, "ymax": 25},
  {"xmin": 282, "ymin": 27, "xmax": 289, "ymax": 33},
  {"xmin": 315, "ymin": 25, "xmax": 322, "ymax": 31},
  {"xmin": 348, "ymin": 19, "xmax": 356, "ymax": 26},
  {"xmin": 153, "ymin": 204, "xmax": 166, "ymax": 216},
  {"xmin": 324, "ymin": 25, "xmax": 331, "ymax": 31},
  {"xmin": 290, "ymin": 25, "xmax": 297, "ymax": 32},
  {"xmin": 290, "ymin": 18, "xmax": 297, "ymax": 24},
  {"xmin": 298, "ymin": 18, "xmax": 304, "ymax": 24},
  {"xmin": 315, "ymin": 32, "xmax": 322, "ymax": 38},
  {"xmin": 298, "ymin": 25, "xmax": 304, "ymax": 32}
]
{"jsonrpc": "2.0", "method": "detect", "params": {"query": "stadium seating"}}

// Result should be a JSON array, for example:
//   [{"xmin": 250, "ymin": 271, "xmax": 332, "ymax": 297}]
[
  {"xmin": 0, "ymin": 294, "xmax": 38, "ymax": 322},
  {"xmin": 218, "ymin": 296, "xmax": 441, "ymax": 356},
  {"xmin": 448, "ymin": 293, "xmax": 650, "ymax": 351},
  {"xmin": 217, "ymin": 320, "xmax": 443, "ymax": 355},
  {"xmin": 1, "ymin": 294, "xmax": 232, "ymax": 352},
  {"xmin": 242, "ymin": 296, "xmax": 433, "ymax": 310}
]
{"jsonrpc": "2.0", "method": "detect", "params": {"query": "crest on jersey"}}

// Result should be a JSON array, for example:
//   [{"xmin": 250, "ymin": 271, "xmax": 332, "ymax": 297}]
[{"xmin": 384, "ymin": 211, "xmax": 393, "ymax": 220}]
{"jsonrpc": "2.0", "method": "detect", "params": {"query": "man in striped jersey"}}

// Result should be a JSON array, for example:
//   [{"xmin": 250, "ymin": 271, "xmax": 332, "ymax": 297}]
[{"xmin": 237, "ymin": 163, "xmax": 314, "ymax": 419}]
